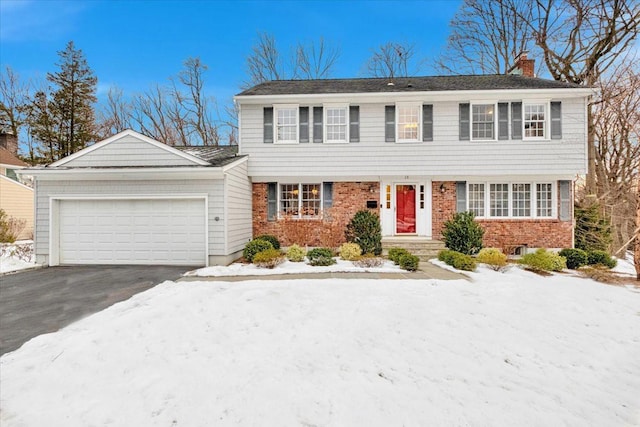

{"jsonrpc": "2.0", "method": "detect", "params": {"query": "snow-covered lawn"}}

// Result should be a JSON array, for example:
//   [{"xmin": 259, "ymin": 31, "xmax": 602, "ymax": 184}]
[
  {"xmin": 1, "ymin": 267, "xmax": 639, "ymax": 426},
  {"xmin": 0, "ymin": 241, "xmax": 37, "ymax": 274}
]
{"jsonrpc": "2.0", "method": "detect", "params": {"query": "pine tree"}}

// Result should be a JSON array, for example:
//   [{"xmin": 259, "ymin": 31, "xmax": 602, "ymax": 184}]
[{"xmin": 30, "ymin": 41, "xmax": 97, "ymax": 161}]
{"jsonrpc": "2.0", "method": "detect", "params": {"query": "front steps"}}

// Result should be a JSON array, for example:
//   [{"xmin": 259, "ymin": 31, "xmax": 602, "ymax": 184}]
[{"xmin": 381, "ymin": 237, "xmax": 446, "ymax": 261}]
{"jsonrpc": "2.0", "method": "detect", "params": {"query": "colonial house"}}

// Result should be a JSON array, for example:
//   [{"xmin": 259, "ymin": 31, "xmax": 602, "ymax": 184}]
[{"xmin": 235, "ymin": 56, "xmax": 593, "ymax": 255}]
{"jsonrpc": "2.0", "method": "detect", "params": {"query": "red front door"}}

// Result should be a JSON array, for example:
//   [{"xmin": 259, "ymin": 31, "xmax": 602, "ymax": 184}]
[{"xmin": 396, "ymin": 185, "xmax": 416, "ymax": 234}]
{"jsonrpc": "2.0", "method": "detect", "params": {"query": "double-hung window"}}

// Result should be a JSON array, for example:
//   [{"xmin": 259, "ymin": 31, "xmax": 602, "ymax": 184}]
[
  {"xmin": 280, "ymin": 183, "xmax": 322, "ymax": 218},
  {"xmin": 275, "ymin": 105, "xmax": 298, "ymax": 143},
  {"xmin": 524, "ymin": 103, "xmax": 546, "ymax": 139},
  {"xmin": 468, "ymin": 182, "xmax": 554, "ymax": 218},
  {"xmin": 472, "ymin": 104, "xmax": 495, "ymax": 140},
  {"xmin": 324, "ymin": 105, "xmax": 348, "ymax": 143},
  {"xmin": 397, "ymin": 103, "xmax": 421, "ymax": 142}
]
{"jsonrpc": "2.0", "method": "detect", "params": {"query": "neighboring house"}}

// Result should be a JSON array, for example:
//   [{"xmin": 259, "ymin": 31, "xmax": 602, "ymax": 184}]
[
  {"xmin": 235, "ymin": 55, "xmax": 594, "ymax": 253},
  {"xmin": 19, "ymin": 130, "xmax": 251, "ymax": 266},
  {"xmin": 0, "ymin": 137, "xmax": 34, "ymax": 241}
]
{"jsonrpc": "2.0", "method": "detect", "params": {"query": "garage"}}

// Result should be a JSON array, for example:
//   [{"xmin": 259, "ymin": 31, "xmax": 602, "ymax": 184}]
[{"xmin": 58, "ymin": 198, "xmax": 206, "ymax": 266}]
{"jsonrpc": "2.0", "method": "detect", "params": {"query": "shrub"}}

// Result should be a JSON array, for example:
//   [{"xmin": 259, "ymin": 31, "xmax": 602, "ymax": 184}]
[
  {"xmin": 286, "ymin": 244, "xmax": 306, "ymax": 262},
  {"xmin": 388, "ymin": 247, "xmax": 410, "ymax": 264},
  {"xmin": 438, "ymin": 249, "xmax": 476, "ymax": 271},
  {"xmin": 587, "ymin": 250, "xmax": 617, "ymax": 269},
  {"xmin": 254, "ymin": 234, "xmax": 281, "ymax": 250},
  {"xmin": 0, "ymin": 209, "xmax": 26, "ymax": 243},
  {"xmin": 558, "ymin": 248, "xmax": 588, "ymax": 270},
  {"xmin": 476, "ymin": 248, "xmax": 507, "ymax": 271},
  {"xmin": 519, "ymin": 249, "xmax": 566, "ymax": 272},
  {"xmin": 243, "ymin": 239, "xmax": 273, "ymax": 262},
  {"xmin": 253, "ymin": 248, "xmax": 285, "ymax": 269},
  {"xmin": 575, "ymin": 202, "xmax": 612, "ymax": 252},
  {"xmin": 353, "ymin": 253, "xmax": 384, "ymax": 268},
  {"xmin": 345, "ymin": 210, "xmax": 382, "ymax": 255},
  {"xmin": 442, "ymin": 211, "xmax": 484, "ymax": 255},
  {"xmin": 398, "ymin": 253, "xmax": 420, "ymax": 271},
  {"xmin": 307, "ymin": 247, "xmax": 336, "ymax": 266},
  {"xmin": 339, "ymin": 242, "xmax": 362, "ymax": 261}
]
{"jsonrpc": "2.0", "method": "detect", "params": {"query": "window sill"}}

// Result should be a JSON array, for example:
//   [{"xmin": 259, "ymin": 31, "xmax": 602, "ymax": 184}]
[{"xmin": 274, "ymin": 141, "xmax": 300, "ymax": 145}]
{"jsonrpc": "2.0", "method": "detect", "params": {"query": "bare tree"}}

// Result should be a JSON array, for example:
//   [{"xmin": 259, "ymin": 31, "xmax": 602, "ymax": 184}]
[
  {"xmin": 293, "ymin": 37, "xmax": 340, "ymax": 79},
  {"xmin": 245, "ymin": 32, "xmax": 341, "ymax": 86},
  {"xmin": 96, "ymin": 86, "xmax": 131, "ymax": 138},
  {"xmin": 593, "ymin": 58, "xmax": 640, "ymax": 252},
  {"xmin": 0, "ymin": 66, "xmax": 31, "ymax": 137},
  {"xmin": 363, "ymin": 42, "xmax": 420, "ymax": 78},
  {"xmin": 635, "ymin": 180, "xmax": 640, "ymax": 279},
  {"xmin": 130, "ymin": 84, "xmax": 178, "ymax": 145},
  {"xmin": 437, "ymin": 0, "xmax": 537, "ymax": 75}
]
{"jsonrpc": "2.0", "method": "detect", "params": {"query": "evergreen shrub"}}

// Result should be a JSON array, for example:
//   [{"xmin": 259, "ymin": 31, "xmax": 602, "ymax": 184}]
[
  {"xmin": 345, "ymin": 210, "xmax": 382, "ymax": 255},
  {"xmin": 243, "ymin": 239, "xmax": 273, "ymax": 262},
  {"xmin": 558, "ymin": 248, "xmax": 588, "ymax": 269},
  {"xmin": 442, "ymin": 212, "xmax": 484, "ymax": 255},
  {"xmin": 519, "ymin": 249, "xmax": 566, "ymax": 272}
]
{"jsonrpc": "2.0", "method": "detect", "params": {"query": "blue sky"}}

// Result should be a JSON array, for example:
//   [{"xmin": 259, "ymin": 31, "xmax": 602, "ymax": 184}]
[{"xmin": 1, "ymin": 0, "xmax": 462, "ymax": 107}]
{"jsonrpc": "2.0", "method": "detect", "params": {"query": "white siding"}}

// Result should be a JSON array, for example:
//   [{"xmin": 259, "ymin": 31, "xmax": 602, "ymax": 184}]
[
  {"xmin": 34, "ymin": 179, "xmax": 224, "ymax": 265},
  {"xmin": 63, "ymin": 135, "xmax": 200, "ymax": 167},
  {"xmin": 239, "ymin": 96, "xmax": 587, "ymax": 178},
  {"xmin": 225, "ymin": 160, "xmax": 252, "ymax": 253}
]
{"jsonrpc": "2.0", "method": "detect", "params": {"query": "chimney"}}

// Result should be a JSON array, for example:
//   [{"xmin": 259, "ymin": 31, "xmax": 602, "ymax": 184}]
[
  {"xmin": 512, "ymin": 52, "xmax": 535, "ymax": 77},
  {"xmin": 0, "ymin": 132, "xmax": 18, "ymax": 156}
]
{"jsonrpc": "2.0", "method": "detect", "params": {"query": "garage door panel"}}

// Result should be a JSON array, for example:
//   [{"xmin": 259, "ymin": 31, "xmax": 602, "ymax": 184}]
[{"xmin": 59, "ymin": 199, "xmax": 206, "ymax": 266}]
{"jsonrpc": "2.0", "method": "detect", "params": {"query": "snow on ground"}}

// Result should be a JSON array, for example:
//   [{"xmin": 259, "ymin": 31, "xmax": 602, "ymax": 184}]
[
  {"xmin": 0, "ymin": 241, "xmax": 37, "ymax": 274},
  {"xmin": 613, "ymin": 251, "xmax": 638, "ymax": 278},
  {"xmin": 187, "ymin": 258, "xmax": 403, "ymax": 277},
  {"xmin": 2, "ymin": 267, "xmax": 639, "ymax": 426}
]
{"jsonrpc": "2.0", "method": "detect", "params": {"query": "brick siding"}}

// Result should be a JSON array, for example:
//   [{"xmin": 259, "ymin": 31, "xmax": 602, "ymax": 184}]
[
  {"xmin": 432, "ymin": 181, "xmax": 573, "ymax": 251},
  {"xmin": 253, "ymin": 182, "xmax": 379, "ymax": 247}
]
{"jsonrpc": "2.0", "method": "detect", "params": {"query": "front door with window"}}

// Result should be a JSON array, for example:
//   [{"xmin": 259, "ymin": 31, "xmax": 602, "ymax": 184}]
[{"xmin": 396, "ymin": 184, "xmax": 416, "ymax": 234}]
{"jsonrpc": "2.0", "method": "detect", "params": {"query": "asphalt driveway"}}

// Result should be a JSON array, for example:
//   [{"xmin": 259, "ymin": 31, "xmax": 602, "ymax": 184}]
[{"xmin": 0, "ymin": 265, "xmax": 192, "ymax": 355}]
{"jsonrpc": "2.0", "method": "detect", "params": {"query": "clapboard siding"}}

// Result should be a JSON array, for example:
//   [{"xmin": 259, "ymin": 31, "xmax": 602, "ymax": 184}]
[
  {"xmin": 34, "ymin": 179, "xmax": 225, "ymax": 264},
  {"xmin": 225, "ymin": 160, "xmax": 252, "ymax": 253},
  {"xmin": 239, "ymin": 96, "xmax": 587, "ymax": 178},
  {"xmin": 0, "ymin": 176, "xmax": 34, "ymax": 240},
  {"xmin": 63, "ymin": 135, "xmax": 199, "ymax": 167}
]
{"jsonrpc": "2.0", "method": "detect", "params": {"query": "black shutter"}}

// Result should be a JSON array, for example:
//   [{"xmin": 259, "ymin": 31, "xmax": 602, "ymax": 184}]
[
  {"xmin": 551, "ymin": 102, "xmax": 562, "ymax": 139},
  {"xmin": 299, "ymin": 107, "xmax": 309, "ymax": 143},
  {"xmin": 263, "ymin": 107, "xmax": 273, "ymax": 143},
  {"xmin": 511, "ymin": 102, "xmax": 522, "ymax": 140},
  {"xmin": 385, "ymin": 105, "xmax": 395, "ymax": 142},
  {"xmin": 422, "ymin": 104, "xmax": 433, "ymax": 142},
  {"xmin": 323, "ymin": 182, "xmax": 333, "ymax": 209},
  {"xmin": 313, "ymin": 107, "xmax": 323, "ymax": 143},
  {"xmin": 559, "ymin": 180, "xmax": 571, "ymax": 221},
  {"xmin": 498, "ymin": 102, "xmax": 509, "ymax": 140},
  {"xmin": 459, "ymin": 103, "xmax": 470, "ymax": 140},
  {"xmin": 267, "ymin": 182, "xmax": 277, "ymax": 221},
  {"xmin": 349, "ymin": 106, "xmax": 360, "ymax": 142},
  {"xmin": 456, "ymin": 182, "xmax": 467, "ymax": 213}
]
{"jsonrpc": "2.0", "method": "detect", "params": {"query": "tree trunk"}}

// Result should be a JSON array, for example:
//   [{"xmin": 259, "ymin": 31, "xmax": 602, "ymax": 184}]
[{"xmin": 635, "ymin": 177, "xmax": 640, "ymax": 280}]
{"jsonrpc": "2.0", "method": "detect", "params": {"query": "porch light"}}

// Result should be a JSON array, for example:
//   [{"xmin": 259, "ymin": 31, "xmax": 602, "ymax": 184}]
[{"xmin": 440, "ymin": 183, "xmax": 446, "ymax": 193}]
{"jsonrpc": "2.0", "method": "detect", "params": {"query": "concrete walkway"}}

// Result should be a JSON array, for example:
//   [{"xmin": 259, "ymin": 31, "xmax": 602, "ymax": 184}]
[{"xmin": 179, "ymin": 261, "xmax": 467, "ymax": 282}]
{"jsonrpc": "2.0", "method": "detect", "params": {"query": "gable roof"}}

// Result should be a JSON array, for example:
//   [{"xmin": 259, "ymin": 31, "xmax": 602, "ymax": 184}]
[
  {"xmin": 237, "ymin": 75, "xmax": 584, "ymax": 97},
  {"xmin": 0, "ymin": 147, "xmax": 28, "ymax": 168}
]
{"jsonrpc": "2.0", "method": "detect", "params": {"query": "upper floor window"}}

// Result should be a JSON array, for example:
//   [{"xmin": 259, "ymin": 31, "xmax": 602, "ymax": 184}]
[
  {"xmin": 524, "ymin": 103, "xmax": 546, "ymax": 139},
  {"xmin": 275, "ymin": 105, "xmax": 298, "ymax": 143},
  {"xmin": 397, "ymin": 104, "xmax": 421, "ymax": 142},
  {"xmin": 472, "ymin": 104, "xmax": 495, "ymax": 140},
  {"xmin": 325, "ymin": 106, "xmax": 348, "ymax": 143}
]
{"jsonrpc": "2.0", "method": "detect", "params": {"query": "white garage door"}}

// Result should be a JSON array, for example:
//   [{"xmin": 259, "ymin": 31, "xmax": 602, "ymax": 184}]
[{"xmin": 59, "ymin": 198, "xmax": 206, "ymax": 265}]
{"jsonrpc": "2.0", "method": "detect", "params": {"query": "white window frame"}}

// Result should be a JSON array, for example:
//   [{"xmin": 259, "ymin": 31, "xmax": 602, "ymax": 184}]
[
  {"xmin": 396, "ymin": 102, "xmax": 422, "ymax": 143},
  {"xmin": 278, "ymin": 183, "xmax": 323, "ymax": 219},
  {"xmin": 324, "ymin": 104, "xmax": 349, "ymax": 144},
  {"xmin": 274, "ymin": 104, "xmax": 299, "ymax": 144},
  {"xmin": 467, "ymin": 181, "xmax": 556, "ymax": 219},
  {"xmin": 523, "ymin": 101, "xmax": 549, "ymax": 140},
  {"xmin": 470, "ymin": 102, "xmax": 496, "ymax": 141}
]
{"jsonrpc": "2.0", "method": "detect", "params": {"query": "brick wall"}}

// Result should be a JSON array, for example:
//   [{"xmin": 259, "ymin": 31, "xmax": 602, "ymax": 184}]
[
  {"xmin": 252, "ymin": 182, "xmax": 380, "ymax": 247},
  {"xmin": 432, "ymin": 181, "xmax": 573, "ymax": 250}
]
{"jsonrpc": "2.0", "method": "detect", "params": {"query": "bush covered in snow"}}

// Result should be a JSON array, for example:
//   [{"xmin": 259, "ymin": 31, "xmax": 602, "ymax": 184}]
[
  {"xmin": 519, "ymin": 249, "xmax": 566, "ymax": 272},
  {"xmin": 476, "ymin": 248, "xmax": 507, "ymax": 271},
  {"xmin": 353, "ymin": 253, "xmax": 384, "ymax": 268},
  {"xmin": 243, "ymin": 239, "xmax": 274, "ymax": 262},
  {"xmin": 339, "ymin": 242, "xmax": 362, "ymax": 261},
  {"xmin": 286, "ymin": 244, "xmax": 306, "ymax": 262}
]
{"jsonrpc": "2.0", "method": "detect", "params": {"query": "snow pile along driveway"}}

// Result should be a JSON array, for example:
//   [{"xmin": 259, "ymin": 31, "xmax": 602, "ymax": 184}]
[{"xmin": 1, "ymin": 268, "xmax": 639, "ymax": 426}]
